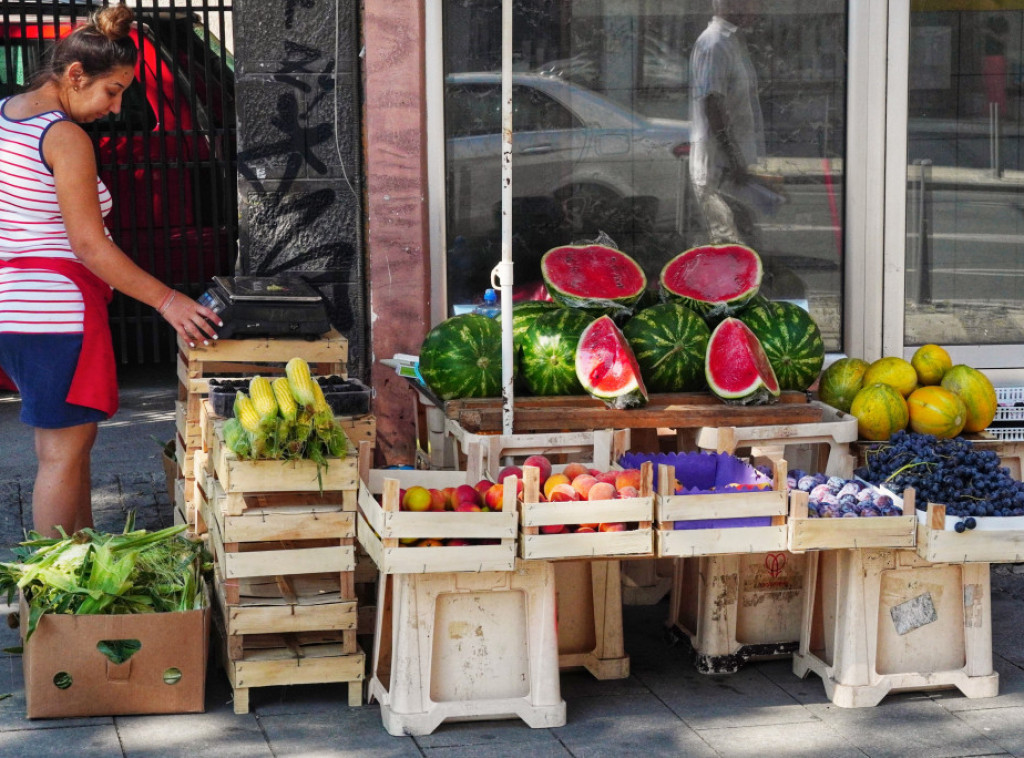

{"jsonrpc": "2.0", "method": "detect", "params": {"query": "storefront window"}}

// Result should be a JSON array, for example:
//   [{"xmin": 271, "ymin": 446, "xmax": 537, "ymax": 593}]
[
  {"xmin": 906, "ymin": 4, "xmax": 1024, "ymax": 348},
  {"xmin": 442, "ymin": 0, "xmax": 847, "ymax": 351}
]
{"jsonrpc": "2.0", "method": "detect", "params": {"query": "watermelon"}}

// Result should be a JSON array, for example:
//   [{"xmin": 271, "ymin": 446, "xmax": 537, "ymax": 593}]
[
  {"xmin": 575, "ymin": 315, "xmax": 648, "ymax": 409},
  {"xmin": 512, "ymin": 300, "xmax": 563, "ymax": 349},
  {"xmin": 541, "ymin": 244, "xmax": 647, "ymax": 313},
  {"xmin": 738, "ymin": 300, "xmax": 824, "ymax": 391},
  {"xmin": 705, "ymin": 317, "xmax": 780, "ymax": 405},
  {"xmin": 520, "ymin": 308, "xmax": 596, "ymax": 396},
  {"xmin": 419, "ymin": 314, "xmax": 502, "ymax": 401},
  {"xmin": 660, "ymin": 244, "xmax": 763, "ymax": 318},
  {"xmin": 622, "ymin": 303, "xmax": 709, "ymax": 393}
]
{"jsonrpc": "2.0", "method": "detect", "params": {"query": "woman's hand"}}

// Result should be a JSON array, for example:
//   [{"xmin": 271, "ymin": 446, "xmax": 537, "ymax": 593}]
[{"xmin": 158, "ymin": 290, "xmax": 222, "ymax": 346}]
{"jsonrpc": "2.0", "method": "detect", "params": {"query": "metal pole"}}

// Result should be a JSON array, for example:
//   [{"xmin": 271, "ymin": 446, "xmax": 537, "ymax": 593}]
[
  {"xmin": 990, "ymin": 101, "xmax": 1002, "ymax": 179},
  {"xmin": 919, "ymin": 159, "xmax": 932, "ymax": 305},
  {"xmin": 498, "ymin": 0, "xmax": 516, "ymax": 435}
]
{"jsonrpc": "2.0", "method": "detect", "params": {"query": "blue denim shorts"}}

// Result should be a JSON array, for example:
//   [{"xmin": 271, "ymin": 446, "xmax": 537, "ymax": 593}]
[{"xmin": 0, "ymin": 333, "xmax": 110, "ymax": 428}]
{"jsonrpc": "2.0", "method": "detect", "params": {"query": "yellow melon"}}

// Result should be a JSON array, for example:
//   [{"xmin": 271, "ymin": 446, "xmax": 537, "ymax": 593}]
[
  {"xmin": 850, "ymin": 383, "xmax": 909, "ymax": 441},
  {"xmin": 941, "ymin": 365, "xmax": 998, "ymax": 433},
  {"xmin": 907, "ymin": 385, "xmax": 966, "ymax": 438},
  {"xmin": 863, "ymin": 356, "xmax": 918, "ymax": 398},
  {"xmin": 911, "ymin": 344, "xmax": 953, "ymax": 386}
]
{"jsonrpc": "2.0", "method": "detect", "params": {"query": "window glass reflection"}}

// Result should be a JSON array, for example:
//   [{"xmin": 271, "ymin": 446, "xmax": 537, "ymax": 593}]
[
  {"xmin": 443, "ymin": 0, "xmax": 847, "ymax": 352},
  {"xmin": 907, "ymin": 5, "xmax": 1024, "ymax": 347}
]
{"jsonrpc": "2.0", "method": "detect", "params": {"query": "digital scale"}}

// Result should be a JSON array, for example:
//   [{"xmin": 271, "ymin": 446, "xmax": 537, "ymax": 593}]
[{"xmin": 197, "ymin": 275, "xmax": 332, "ymax": 339}]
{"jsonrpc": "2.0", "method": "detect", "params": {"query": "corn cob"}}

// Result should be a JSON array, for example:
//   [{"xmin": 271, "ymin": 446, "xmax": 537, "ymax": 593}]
[
  {"xmin": 272, "ymin": 377, "xmax": 298, "ymax": 421},
  {"xmin": 286, "ymin": 357, "xmax": 317, "ymax": 412},
  {"xmin": 222, "ymin": 418, "xmax": 251, "ymax": 458},
  {"xmin": 327, "ymin": 427, "xmax": 348, "ymax": 458},
  {"xmin": 233, "ymin": 391, "xmax": 261, "ymax": 434},
  {"xmin": 248, "ymin": 375, "xmax": 278, "ymax": 420}
]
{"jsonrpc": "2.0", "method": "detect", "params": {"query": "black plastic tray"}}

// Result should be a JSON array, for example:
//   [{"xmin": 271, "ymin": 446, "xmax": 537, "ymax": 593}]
[{"xmin": 208, "ymin": 376, "xmax": 371, "ymax": 418}]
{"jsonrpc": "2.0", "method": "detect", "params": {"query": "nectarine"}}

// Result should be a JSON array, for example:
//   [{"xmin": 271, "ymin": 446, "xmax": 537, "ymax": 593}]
[
  {"xmin": 615, "ymin": 469, "xmax": 642, "ymax": 491},
  {"xmin": 562, "ymin": 462, "xmax": 590, "ymax": 481},
  {"xmin": 523, "ymin": 455, "xmax": 552, "ymax": 483},
  {"xmin": 548, "ymin": 483, "xmax": 580, "ymax": 502},
  {"xmin": 572, "ymin": 474, "xmax": 598, "ymax": 499},
  {"xmin": 587, "ymin": 482, "xmax": 616, "ymax": 501},
  {"xmin": 484, "ymin": 483, "xmax": 505, "ymax": 511}
]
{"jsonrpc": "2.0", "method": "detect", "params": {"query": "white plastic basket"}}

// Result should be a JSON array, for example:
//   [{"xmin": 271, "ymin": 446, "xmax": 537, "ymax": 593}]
[
  {"xmin": 984, "ymin": 426, "xmax": 1024, "ymax": 442},
  {"xmin": 994, "ymin": 387, "xmax": 1024, "ymax": 423}
]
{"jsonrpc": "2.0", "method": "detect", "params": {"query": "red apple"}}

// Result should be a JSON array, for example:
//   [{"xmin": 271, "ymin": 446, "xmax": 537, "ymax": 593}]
[
  {"xmin": 484, "ymin": 483, "xmax": 505, "ymax": 511},
  {"xmin": 402, "ymin": 485, "xmax": 432, "ymax": 512},
  {"xmin": 455, "ymin": 484, "xmax": 480, "ymax": 506},
  {"xmin": 441, "ymin": 486, "xmax": 460, "ymax": 510},
  {"xmin": 523, "ymin": 455, "xmax": 553, "ymax": 484},
  {"xmin": 428, "ymin": 488, "xmax": 447, "ymax": 512},
  {"xmin": 474, "ymin": 479, "xmax": 495, "ymax": 498},
  {"xmin": 456, "ymin": 501, "xmax": 482, "ymax": 512}
]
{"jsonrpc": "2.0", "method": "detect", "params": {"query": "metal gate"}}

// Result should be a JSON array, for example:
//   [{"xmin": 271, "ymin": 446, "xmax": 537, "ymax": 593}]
[{"xmin": 0, "ymin": 0, "xmax": 237, "ymax": 364}]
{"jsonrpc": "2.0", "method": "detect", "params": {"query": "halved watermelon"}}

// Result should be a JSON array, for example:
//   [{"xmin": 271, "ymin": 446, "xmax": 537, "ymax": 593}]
[
  {"xmin": 575, "ymin": 315, "xmax": 648, "ymax": 409},
  {"xmin": 705, "ymin": 318, "xmax": 780, "ymax": 405},
  {"xmin": 660, "ymin": 244, "xmax": 763, "ymax": 319},
  {"xmin": 541, "ymin": 244, "xmax": 647, "ymax": 313}
]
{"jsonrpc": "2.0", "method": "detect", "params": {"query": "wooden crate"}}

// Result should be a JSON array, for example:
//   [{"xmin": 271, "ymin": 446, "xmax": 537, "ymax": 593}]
[
  {"xmin": 696, "ymin": 401, "xmax": 858, "ymax": 477},
  {"xmin": 787, "ymin": 489, "xmax": 917, "ymax": 552},
  {"xmin": 357, "ymin": 466, "xmax": 517, "ymax": 574},
  {"xmin": 518, "ymin": 462, "xmax": 654, "ymax": 560},
  {"xmin": 793, "ymin": 548, "xmax": 998, "ymax": 707},
  {"xmin": 916, "ymin": 502, "xmax": 1024, "ymax": 563},
  {"xmin": 656, "ymin": 459, "xmax": 789, "ymax": 557},
  {"xmin": 209, "ymin": 417, "xmax": 358, "ymax": 498},
  {"xmin": 176, "ymin": 399, "xmax": 201, "ymax": 451},
  {"xmin": 213, "ymin": 604, "xmax": 364, "ymax": 715}
]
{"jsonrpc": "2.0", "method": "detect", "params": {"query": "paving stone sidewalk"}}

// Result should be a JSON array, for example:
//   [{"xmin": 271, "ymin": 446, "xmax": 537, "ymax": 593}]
[{"xmin": 3, "ymin": 368, "xmax": 1024, "ymax": 757}]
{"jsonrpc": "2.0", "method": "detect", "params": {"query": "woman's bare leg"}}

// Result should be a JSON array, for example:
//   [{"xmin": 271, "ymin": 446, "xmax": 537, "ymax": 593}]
[{"xmin": 32, "ymin": 423, "xmax": 98, "ymax": 536}]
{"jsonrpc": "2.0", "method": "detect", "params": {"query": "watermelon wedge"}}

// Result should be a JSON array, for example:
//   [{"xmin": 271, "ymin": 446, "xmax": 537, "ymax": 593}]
[
  {"xmin": 660, "ymin": 244, "xmax": 763, "ymax": 319},
  {"xmin": 575, "ymin": 315, "xmax": 648, "ymax": 409},
  {"xmin": 541, "ymin": 244, "xmax": 647, "ymax": 313},
  {"xmin": 705, "ymin": 317, "xmax": 780, "ymax": 405}
]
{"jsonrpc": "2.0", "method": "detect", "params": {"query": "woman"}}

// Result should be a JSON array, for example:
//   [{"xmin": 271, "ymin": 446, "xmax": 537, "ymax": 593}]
[{"xmin": 0, "ymin": 4, "xmax": 221, "ymax": 537}]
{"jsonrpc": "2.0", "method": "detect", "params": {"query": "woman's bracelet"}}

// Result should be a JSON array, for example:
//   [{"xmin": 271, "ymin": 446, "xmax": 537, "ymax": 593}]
[{"xmin": 157, "ymin": 289, "xmax": 177, "ymax": 315}]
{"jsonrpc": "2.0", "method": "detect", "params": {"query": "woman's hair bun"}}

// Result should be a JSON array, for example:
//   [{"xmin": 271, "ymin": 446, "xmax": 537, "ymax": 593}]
[{"xmin": 92, "ymin": 4, "xmax": 135, "ymax": 42}]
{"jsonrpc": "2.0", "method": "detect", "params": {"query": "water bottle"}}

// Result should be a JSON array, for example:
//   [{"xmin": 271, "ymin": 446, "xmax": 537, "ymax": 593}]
[{"xmin": 472, "ymin": 288, "xmax": 501, "ymax": 318}]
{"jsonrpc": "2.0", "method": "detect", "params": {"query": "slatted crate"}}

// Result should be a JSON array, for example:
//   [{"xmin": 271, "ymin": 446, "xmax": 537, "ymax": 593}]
[
  {"xmin": 787, "ymin": 489, "xmax": 917, "ymax": 553},
  {"xmin": 357, "ymin": 466, "xmax": 518, "ymax": 574},
  {"xmin": 201, "ymin": 478, "xmax": 363, "ymax": 713},
  {"xmin": 916, "ymin": 502, "xmax": 1024, "ymax": 563},
  {"xmin": 518, "ymin": 462, "xmax": 654, "ymax": 561},
  {"xmin": 656, "ymin": 459, "xmax": 789, "ymax": 557}
]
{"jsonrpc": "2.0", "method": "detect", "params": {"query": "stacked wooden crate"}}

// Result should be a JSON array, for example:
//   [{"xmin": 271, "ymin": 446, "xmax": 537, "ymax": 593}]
[
  {"xmin": 173, "ymin": 330, "xmax": 350, "ymax": 528},
  {"xmin": 200, "ymin": 406, "xmax": 365, "ymax": 714}
]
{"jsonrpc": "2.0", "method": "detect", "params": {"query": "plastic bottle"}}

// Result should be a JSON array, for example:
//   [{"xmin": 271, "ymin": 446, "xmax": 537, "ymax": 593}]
[{"xmin": 472, "ymin": 288, "xmax": 501, "ymax": 318}]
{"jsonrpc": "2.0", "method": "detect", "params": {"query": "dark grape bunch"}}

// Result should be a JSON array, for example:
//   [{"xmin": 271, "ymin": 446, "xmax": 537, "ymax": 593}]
[{"xmin": 854, "ymin": 430, "xmax": 1024, "ymax": 518}]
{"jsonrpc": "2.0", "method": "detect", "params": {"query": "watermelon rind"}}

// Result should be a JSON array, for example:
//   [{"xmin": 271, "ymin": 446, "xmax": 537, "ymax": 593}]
[
  {"xmin": 705, "ymin": 317, "xmax": 780, "ymax": 406},
  {"xmin": 575, "ymin": 315, "xmax": 648, "ymax": 409},
  {"xmin": 419, "ymin": 314, "xmax": 503, "ymax": 401},
  {"xmin": 541, "ymin": 244, "xmax": 647, "ymax": 314},
  {"xmin": 622, "ymin": 303, "xmax": 709, "ymax": 393},
  {"xmin": 660, "ymin": 244, "xmax": 763, "ymax": 319},
  {"xmin": 738, "ymin": 300, "xmax": 825, "ymax": 392},
  {"xmin": 520, "ymin": 308, "xmax": 596, "ymax": 396}
]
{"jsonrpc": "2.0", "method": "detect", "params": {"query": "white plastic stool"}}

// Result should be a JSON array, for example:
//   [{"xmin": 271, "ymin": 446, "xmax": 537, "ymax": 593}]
[
  {"xmin": 369, "ymin": 559, "xmax": 566, "ymax": 736},
  {"xmin": 555, "ymin": 560, "xmax": 630, "ymax": 680}
]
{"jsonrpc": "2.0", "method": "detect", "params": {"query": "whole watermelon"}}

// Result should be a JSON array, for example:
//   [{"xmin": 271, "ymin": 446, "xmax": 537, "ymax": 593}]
[
  {"xmin": 512, "ymin": 300, "xmax": 562, "ymax": 350},
  {"xmin": 622, "ymin": 303, "xmax": 709, "ymax": 393},
  {"xmin": 419, "ymin": 314, "xmax": 502, "ymax": 401},
  {"xmin": 738, "ymin": 300, "xmax": 824, "ymax": 392},
  {"xmin": 520, "ymin": 308, "xmax": 596, "ymax": 396}
]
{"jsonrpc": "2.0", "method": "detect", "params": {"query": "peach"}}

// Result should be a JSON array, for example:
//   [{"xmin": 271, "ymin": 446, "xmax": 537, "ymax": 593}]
[
  {"xmin": 441, "ymin": 486, "xmax": 460, "ymax": 509},
  {"xmin": 571, "ymin": 474, "xmax": 598, "ymax": 499},
  {"xmin": 562, "ymin": 462, "xmax": 590, "ymax": 481},
  {"xmin": 549, "ymin": 483, "xmax": 580, "ymax": 502},
  {"xmin": 497, "ymin": 465, "xmax": 523, "ymax": 482},
  {"xmin": 588, "ymin": 468, "xmax": 602, "ymax": 477},
  {"xmin": 599, "ymin": 522, "xmax": 627, "ymax": 532},
  {"xmin": 402, "ymin": 485, "xmax": 432, "ymax": 512},
  {"xmin": 617, "ymin": 485, "xmax": 639, "ymax": 499},
  {"xmin": 575, "ymin": 526, "xmax": 596, "ymax": 533},
  {"xmin": 596, "ymin": 470, "xmax": 618, "ymax": 485},
  {"xmin": 455, "ymin": 484, "xmax": 480, "ymax": 506},
  {"xmin": 587, "ymin": 482, "xmax": 616, "ymax": 501},
  {"xmin": 542, "ymin": 473, "xmax": 571, "ymax": 500},
  {"xmin": 484, "ymin": 483, "xmax": 505, "ymax": 511},
  {"xmin": 428, "ymin": 488, "xmax": 447, "ymax": 512},
  {"xmin": 418, "ymin": 538, "xmax": 444, "ymax": 547},
  {"xmin": 541, "ymin": 524, "xmax": 568, "ymax": 535},
  {"xmin": 615, "ymin": 469, "xmax": 642, "ymax": 492},
  {"xmin": 523, "ymin": 455, "xmax": 553, "ymax": 484}
]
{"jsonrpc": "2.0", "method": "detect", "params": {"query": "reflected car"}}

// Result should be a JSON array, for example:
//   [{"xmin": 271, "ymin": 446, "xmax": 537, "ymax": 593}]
[{"xmin": 445, "ymin": 72, "xmax": 692, "ymax": 239}]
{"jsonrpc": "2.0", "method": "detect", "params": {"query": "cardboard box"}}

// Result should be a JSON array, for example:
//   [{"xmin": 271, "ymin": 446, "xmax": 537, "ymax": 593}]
[{"xmin": 21, "ymin": 589, "xmax": 210, "ymax": 719}]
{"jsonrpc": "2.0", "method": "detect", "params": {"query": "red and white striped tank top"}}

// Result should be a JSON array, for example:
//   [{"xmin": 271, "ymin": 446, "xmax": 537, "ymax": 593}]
[{"xmin": 0, "ymin": 98, "xmax": 112, "ymax": 334}]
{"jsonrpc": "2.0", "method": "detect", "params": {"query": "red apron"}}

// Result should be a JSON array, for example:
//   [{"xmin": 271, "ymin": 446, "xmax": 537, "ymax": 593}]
[{"xmin": 0, "ymin": 257, "xmax": 118, "ymax": 417}]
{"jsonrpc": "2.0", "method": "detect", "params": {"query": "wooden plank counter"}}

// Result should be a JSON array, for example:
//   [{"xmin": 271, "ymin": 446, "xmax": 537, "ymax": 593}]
[{"xmin": 444, "ymin": 392, "xmax": 822, "ymax": 434}]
